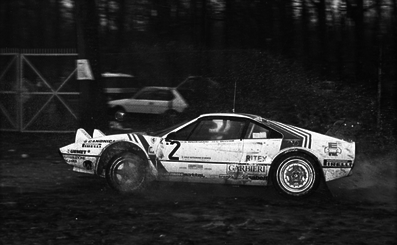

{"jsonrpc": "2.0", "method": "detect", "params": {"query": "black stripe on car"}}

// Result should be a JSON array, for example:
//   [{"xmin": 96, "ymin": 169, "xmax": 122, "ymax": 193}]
[
  {"xmin": 272, "ymin": 121, "xmax": 312, "ymax": 149},
  {"xmin": 135, "ymin": 134, "xmax": 149, "ymax": 152},
  {"xmin": 135, "ymin": 134, "xmax": 168, "ymax": 174}
]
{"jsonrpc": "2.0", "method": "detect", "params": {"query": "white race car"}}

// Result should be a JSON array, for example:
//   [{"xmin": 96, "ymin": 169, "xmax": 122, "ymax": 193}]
[{"xmin": 59, "ymin": 113, "xmax": 356, "ymax": 198}]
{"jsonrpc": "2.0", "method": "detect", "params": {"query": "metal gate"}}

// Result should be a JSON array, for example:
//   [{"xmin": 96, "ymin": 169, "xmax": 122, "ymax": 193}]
[{"xmin": 0, "ymin": 49, "xmax": 79, "ymax": 132}]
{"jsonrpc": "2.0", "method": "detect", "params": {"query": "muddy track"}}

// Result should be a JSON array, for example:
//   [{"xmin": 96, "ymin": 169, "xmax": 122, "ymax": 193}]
[{"xmin": 1, "ymin": 132, "xmax": 396, "ymax": 244}]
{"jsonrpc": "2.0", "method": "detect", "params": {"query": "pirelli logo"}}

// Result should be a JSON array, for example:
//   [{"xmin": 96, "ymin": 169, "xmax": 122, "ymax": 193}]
[{"xmin": 323, "ymin": 159, "xmax": 353, "ymax": 168}]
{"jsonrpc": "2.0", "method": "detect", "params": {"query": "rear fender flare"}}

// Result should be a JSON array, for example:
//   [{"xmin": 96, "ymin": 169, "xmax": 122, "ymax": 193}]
[{"xmin": 96, "ymin": 141, "xmax": 148, "ymax": 176}]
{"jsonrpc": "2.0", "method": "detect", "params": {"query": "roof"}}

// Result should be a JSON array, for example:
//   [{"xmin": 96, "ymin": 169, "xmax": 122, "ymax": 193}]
[{"xmin": 198, "ymin": 112, "xmax": 266, "ymax": 121}]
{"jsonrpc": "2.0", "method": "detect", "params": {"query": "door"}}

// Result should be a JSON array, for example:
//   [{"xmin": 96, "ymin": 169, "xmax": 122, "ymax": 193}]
[{"xmin": 156, "ymin": 117, "xmax": 247, "ymax": 180}]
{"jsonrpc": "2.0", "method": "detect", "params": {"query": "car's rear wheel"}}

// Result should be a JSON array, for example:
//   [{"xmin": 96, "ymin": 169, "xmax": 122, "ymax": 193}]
[
  {"xmin": 105, "ymin": 152, "xmax": 146, "ymax": 193},
  {"xmin": 271, "ymin": 153, "xmax": 320, "ymax": 198}
]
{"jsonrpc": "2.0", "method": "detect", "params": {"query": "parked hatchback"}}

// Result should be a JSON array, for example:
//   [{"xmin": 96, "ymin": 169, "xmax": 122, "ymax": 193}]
[{"xmin": 108, "ymin": 86, "xmax": 188, "ymax": 121}]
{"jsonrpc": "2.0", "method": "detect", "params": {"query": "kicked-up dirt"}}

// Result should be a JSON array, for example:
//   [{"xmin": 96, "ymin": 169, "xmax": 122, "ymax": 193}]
[{"xmin": 0, "ymin": 131, "xmax": 396, "ymax": 245}]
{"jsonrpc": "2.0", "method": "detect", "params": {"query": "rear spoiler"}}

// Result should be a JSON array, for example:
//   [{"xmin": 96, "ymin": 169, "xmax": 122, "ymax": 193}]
[
  {"xmin": 75, "ymin": 129, "xmax": 106, "ymax": 143},
  {"xmin": 326, "ymin": 119, "xmax": 361, "ymax": 142}
]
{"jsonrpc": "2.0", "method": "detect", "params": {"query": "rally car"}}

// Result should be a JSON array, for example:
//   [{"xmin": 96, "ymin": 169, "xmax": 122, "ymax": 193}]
[{"xmin": 59, "ymin": 113, "xmax": 356, "ymax": 198}]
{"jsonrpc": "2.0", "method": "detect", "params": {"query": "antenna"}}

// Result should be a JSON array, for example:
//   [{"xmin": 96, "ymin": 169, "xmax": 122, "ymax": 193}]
[{"xmin": 232, "ymin": 79, "xmax": 237, "ymax": 113}]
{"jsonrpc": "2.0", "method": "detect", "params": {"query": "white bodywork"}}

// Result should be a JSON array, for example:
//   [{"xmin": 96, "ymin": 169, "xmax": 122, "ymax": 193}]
[{"xmin": 59, "ymin": 113, "xmax": 356, "ymax": 187}]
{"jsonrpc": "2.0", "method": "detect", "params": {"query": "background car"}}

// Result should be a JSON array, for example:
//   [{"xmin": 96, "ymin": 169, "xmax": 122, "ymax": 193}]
[
  {"xmin": 59, "ymin": 113, "xmax": 356, "ymax": 199},
  {"xmin": 102, "ymin": 72, "xmax": 141, "ymax": 101},
  {"xmin": 108, "ymin": 86, "xmax": 188, "ymax": 122}
]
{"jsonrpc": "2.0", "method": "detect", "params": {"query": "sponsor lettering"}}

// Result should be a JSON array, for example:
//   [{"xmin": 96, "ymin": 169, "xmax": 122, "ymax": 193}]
[
  {"xmin": 182, "ymin": 156, "xmax": 212, "ymax": 160},
  {"xmin": 228, "ymin": 164, "xmax": 267, "ymax": 173},
  {"xmin": 219, "ymin": 174, "xmax": 267, "ymax": 181},
  {"xmin": 68, "ymin": 156, "xmax": 86, "ymax": 160},
  {"xmin": 148, "ymin": 146, "xmax": 155, "ymax": 155},
  {"xmin": 83, "ymin": 139, "xmax": 115, "ymax": 143},
  {"xmin": 245, "ymin": 155, "xmax": 268, "ymax": 162},
  {"xmin": 82, "ymin": 143, "xmax": 102, "ymax": 148},
  {"xmin": 188, "ymin": 164, "xmax": 203, "ymax": 170},
  {"xmin": 183, "ymin": 173, "xmax": 204, "ymax": 177},
  {"xmin": 323, "ymin": 160, "xmax": 353, "ymax": 168},
  {"xmin": 69, "ymin": 150, "xmax": 88, "ymax": 154},
  {"xmin": 247, "ymin": 175, "xmax": 267, "ymax": 181}
]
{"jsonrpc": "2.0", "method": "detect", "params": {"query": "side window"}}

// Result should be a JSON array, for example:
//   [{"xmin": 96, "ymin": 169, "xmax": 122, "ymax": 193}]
[
  {"xmin": 135, "ymin": 89, "xmax": 174, "ymax": 100},
  {"xmin": 188, "ymin": 120, "xmax": 216, "ymax": 141},
  {"xmin": 155, "ymin": 90, "xmax": 174, "ymax": 101},
  {"xmin": 245, "ymin": 123, "xmax": 282, "ymax": 139},
  {"xmin": 135, "ymin": 90, "xmax": 154, "ymax": 100},
  {"xmin": 188, "ymin": 118, "xmax": 246, "ymax": 141}
]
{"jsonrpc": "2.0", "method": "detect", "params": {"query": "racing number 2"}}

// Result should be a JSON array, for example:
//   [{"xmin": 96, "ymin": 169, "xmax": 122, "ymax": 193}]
[{"xmin": 168, "ymin": 141, "xmax": 181, "ymax": 160}]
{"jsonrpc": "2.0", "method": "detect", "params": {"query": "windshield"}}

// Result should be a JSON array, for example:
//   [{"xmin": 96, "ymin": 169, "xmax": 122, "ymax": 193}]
[{"xmin": 148, "ymin": 120, "xmax": 190, "ymax": 137}]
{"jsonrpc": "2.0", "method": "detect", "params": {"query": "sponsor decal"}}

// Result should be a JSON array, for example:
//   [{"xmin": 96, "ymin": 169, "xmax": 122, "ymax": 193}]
[
  {"xmin": 323, "ymin": 159, "xmax": 353, "ymax": 168},
  {"xmin": 245, "ymin": 155, "xmax": 268, "ymax": 162},
  {"xmin": 219, "ymin": 174, "xmax": 267, "ymax": 181},
  {"xmin": 183, "ymin": 173, "xmax": 204, "ymax": 177},
  {"xmin": 168, "ymin": 172, "xmax": 183, "ymax": 176},
  {"xmin": 227, "ymin": 164, "xmax": 268, "ymax": 174},
  {"xmin": 247, "ymin": 175, "xmax": 267, "ymax": 181},
  {"xmin": 66, "ymin": 158, "xmax": 77, "ymax": 163},
  {"xmin": 67, "ymin": 155, "xmax": 86, "ymax": 160},
  {"xmin": 324, "ymin": 142, "xmax": 342, "ymax": 156},
  {"xmin": 188, "ymin": 164, "xmax": 203, "ymax": 170},
  {"xmin": 219, "ymin": 174, "xmax": 230, "ymax": 179},
  {"xmin": 83, "ymin": 139, "xmax": 115, "ymax": 143},
  {"xmin": 181, "ymin": 156, "xmax": 211, "ymax": 161},
  {"xmin": 148, "ymin": 146, "xmax": 155, "ymax": 155},
  {"xmin": 68, "ymin": 149, "xmax": 89, "ymax": 154},
  {"xmin": 82, "ymin": 143, "xmax": 102, "ymax": 148}
]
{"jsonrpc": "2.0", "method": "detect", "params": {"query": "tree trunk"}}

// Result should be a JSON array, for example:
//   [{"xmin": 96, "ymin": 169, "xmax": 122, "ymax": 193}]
[{"xmin": 74, "ymin": 0, "xmax": 107, "ymax": 132}]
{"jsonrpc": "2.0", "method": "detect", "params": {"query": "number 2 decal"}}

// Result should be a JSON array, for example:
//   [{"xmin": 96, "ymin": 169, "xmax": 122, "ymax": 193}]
[{"xmin": 168, "ymin": 141, "xmax": 181, "ymax": 160}]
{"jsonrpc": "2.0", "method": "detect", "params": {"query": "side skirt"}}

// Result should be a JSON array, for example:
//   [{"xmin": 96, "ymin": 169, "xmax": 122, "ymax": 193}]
[{"xmin": 157, "ymin": 174, "xmax": 268, "ymax": 186}]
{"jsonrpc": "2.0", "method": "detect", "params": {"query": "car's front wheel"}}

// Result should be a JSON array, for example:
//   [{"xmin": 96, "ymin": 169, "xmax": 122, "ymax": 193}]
[
  {"xmin": 105, "ymin": 152, "xmax": 146, "ymax": 193},
  {"xmin": 271, "ymin": 153, "xmax": 320, "ymax": 198}
]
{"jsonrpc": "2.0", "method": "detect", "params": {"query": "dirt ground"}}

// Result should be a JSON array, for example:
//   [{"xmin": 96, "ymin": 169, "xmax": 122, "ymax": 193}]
[{"xmin": 1, "ymin": 131, "xmax": 396, "ymax": 245}]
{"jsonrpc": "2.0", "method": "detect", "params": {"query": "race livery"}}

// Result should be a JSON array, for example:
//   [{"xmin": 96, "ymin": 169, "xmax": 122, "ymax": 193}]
[{"xmin": 59, "ymin": 113, "xmax": 356, "ymax": 198}]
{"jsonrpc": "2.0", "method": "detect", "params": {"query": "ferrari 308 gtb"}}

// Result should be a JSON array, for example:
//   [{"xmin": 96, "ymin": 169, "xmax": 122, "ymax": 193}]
[{"xmin": 59, "ymin": 113, "xmax": 356, "ymax": 198}]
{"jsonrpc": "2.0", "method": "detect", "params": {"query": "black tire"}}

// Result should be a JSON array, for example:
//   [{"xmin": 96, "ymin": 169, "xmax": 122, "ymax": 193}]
[
  {"xmin": 271, "ymin": 153, "xmax": 321, "ymax": 198},
  {"xmin": 114, "ymin": 107, "xmax": 126, "ymax": 122},
  {"xmin": 105, "ymin": 152, "xmax": 146, "ymax": 193}
]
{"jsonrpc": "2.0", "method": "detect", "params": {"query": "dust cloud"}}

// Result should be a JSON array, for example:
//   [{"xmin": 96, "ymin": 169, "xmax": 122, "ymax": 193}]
[{"xmin": 327, "ymin": 150, "xmax": 397, "ymax": 207}]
